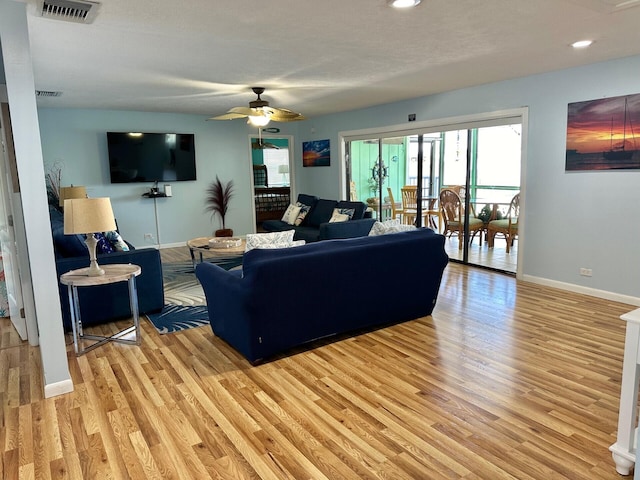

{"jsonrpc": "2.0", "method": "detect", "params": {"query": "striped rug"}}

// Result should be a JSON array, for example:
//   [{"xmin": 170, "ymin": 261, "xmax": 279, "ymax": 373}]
[{"xmin": 146, "ymin": 261, "xmax": 207, "ymax": 334}]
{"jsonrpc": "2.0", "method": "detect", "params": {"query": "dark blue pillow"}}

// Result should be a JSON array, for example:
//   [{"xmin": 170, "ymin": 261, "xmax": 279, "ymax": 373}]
[
  {"xmin": 305, "ymin": 199, "xmax": 337, "ymax": 227},
  {"xmin": 297, "ymin": 193, "xmax": 318, "ymax": 207}
]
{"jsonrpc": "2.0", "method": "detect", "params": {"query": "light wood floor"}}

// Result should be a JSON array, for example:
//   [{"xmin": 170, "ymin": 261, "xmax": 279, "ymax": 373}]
[
  {"xmin": 442, "ymin": 233, "xmax": 518, "ymax": 273},
  {"xmin": 0, "ymin": 246, "xmax": 633, "ymax": 479}
]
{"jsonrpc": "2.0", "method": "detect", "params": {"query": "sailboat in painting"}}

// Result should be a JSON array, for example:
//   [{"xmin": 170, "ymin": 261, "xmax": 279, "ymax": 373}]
[{"xmin": 603, "ymin": 97, "xmax": 637, "ymax": 161}]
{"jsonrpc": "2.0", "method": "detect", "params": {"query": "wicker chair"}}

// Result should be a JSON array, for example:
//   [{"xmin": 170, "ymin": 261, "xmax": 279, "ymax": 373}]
[
  {"xmin": 487, "ymin": 193, "xmax": 520, "ymax": 253},
  {"xmin": 439, "ymin": 188, "xmax": 484, "ymax": 249}
]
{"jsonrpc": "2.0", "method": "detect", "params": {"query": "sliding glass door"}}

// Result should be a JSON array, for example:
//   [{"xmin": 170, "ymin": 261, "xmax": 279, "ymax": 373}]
[
  {"xmin": 441, "ymin": 124, "xmax": 521, "ymax": 272},
  {"xmin": 347, "ymin": 135, "xmax": 440, "ymax": 227},
  {"xmin": 345, "ymin": 117, "xmax": 523, "ymax": 274},
  {"xmin": 347, "ymin": 137, "xmax": 407, "ymax": 222}
]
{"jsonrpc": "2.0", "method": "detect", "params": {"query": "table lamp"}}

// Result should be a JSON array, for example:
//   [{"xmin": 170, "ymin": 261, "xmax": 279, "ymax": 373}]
[
  {"xmin": 278, "ymin": 164, "xmax": 289, "ymax": 183},
  {"xmin": 59, "ymin": 185, "xmax": 87, "ymax": 207},
  {"xmin": 64, "ymin": 197, "xmax": 117, "ymax": 276}
]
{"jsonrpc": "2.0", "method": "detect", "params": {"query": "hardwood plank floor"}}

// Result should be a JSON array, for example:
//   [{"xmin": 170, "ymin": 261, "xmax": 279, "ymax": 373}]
[
  {"xmin": 442, "ymin": 233, "xmax": 518, "ymax": 273},
  {"xmin": 0, "ymin": 247, "xmax": 633, "ymax": 479}
]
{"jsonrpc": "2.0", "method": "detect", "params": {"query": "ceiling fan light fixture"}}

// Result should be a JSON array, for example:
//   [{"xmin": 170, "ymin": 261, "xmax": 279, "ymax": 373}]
[
  {"xmin": 387, "ymin": 0, "xmax": 421, "ymax": 8},
  {"xmin": 209, "ymin": 87, "xmax": 303, "ymax": 124},
  {"xmin": 248, "ymin": 115, "xmax": 270, "ymax": 127}
]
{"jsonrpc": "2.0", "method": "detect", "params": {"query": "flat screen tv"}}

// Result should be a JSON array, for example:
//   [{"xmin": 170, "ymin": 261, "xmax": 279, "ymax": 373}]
[{"xmin": 107, "ymin": 132, "xmax": 197, "ymax": 183}]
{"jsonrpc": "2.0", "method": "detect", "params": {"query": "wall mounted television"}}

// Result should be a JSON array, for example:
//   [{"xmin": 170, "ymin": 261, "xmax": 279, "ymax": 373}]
[{"xmin": 106, "ymin": 132, "xmax": 197, "ymax": 183}]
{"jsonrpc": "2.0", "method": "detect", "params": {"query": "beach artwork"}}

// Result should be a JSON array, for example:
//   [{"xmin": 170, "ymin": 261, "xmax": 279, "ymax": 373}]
[
  {"xmin": 303, "ymin": 139, "xmax": 330, "ymax": 167},
  {"xmin": 566, "ymin": 93, "xmax": 640, "ymax": 171}
]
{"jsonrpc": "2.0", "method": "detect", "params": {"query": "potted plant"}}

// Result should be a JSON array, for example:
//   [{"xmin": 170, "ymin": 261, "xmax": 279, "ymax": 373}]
[{"xmin": 205, "ymin": 176, "xmax": 235, "ymax": 237}]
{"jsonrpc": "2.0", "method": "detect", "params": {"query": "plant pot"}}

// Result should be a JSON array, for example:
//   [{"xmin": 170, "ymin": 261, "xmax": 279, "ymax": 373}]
[{"xmin": 215, "ymin": 228, "xmax": 234, "ymax": 237}]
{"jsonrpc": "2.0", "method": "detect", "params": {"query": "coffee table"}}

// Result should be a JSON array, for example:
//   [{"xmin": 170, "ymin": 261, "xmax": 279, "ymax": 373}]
[{"xmin": 187, "ymin": 236, "xmax": 246, "ymax": 270}]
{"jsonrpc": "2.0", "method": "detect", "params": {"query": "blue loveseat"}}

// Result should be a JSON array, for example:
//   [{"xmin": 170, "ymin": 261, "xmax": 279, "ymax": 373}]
[
  {"xmin": 262, "ymin": 193, "xmax": 376, "ymax": 243},
  {"xmin": 50, "ymin": 206, "xmax": 164, "ymax": 331},
  {"xmin": 196, "ymin": 228, "xmax": 448, "ymax": 363}
]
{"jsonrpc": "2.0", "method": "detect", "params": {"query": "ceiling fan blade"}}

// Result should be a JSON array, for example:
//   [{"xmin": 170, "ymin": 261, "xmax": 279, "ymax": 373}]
[
  {"xmin": 209, "ymin": 111, "xmax": 248, "ymax": 120},
  {"xmin": 209, "ymin": 106, "xmax": 260, "ymax": 120},
  {"xmin": 228, "ymin": 106, "xmax": 257, "ymax": 116},
  {"xmin": 268, "ymin": 107, "xmax": 305, "ymax": 122}
]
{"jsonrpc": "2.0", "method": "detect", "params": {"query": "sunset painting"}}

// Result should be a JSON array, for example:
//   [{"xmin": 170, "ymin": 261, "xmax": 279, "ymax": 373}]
[
  {"xmin": 303, "ymin": 139, "xmax": 330, "ymax": 167},
  {"xmin": 566, "ymin": 93, "xmax": 640, "ymax": 171}
]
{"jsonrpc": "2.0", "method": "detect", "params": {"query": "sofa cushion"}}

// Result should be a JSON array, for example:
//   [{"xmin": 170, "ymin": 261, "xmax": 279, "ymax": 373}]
[
  {"xmin": 281, "ymin": 204, "xmax": 302, "ymax": 225},
  {"xmin": 245, "ymin": 230, "xmax": 295, "ymax": 252},
  {"xmin": 329, "ymin": 208, "xmax": 353, "ymax": 223},
  {"xmin": 95, "ymin": 232, "xmax": 115, "ymax": 254},
  {"xmin": 336, "ymin": 200, "xmax": 366, "ymax": 220},
  {"xmin": 305, "ymin": 199, "xmax": 337, "ymax": 227},
  {"xmin": 369, "ymin": 219, "xmax": 417, "ymax": 236},
  {"xmin": 297, "ymin": 193, "xmax": 318, "ymax": 209},
  {"xmin": 104, "ymin": 230, "xmax": 130, "ymax": 251},
  {"xmin": 289, "ymin": 226, "xmax": 321, "ymax": 243},
  {"xmin": 294, "ymin": 202, "xmax": 312, "ymax": 226}
]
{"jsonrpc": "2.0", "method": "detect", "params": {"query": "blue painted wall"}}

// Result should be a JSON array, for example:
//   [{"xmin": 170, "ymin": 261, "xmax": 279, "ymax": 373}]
[{"xmin": 38, "ymin": 54, "xmax": 640, "ymax": 300}]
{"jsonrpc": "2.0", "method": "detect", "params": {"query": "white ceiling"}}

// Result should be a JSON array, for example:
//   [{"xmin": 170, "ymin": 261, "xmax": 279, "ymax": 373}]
[{"xmin": 20, "ymin": 0, "xmax": 640, "ymax": 119}]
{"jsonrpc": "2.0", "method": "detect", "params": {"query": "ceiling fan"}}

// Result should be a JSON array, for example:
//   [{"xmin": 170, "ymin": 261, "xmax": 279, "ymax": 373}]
[{"xmin": 209, "ymin": 87, "xmax": 305, "ymax": 126}]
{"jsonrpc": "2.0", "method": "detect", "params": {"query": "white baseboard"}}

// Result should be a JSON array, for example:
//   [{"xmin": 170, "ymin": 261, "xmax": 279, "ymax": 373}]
[
  {"xmin": 521, "ymin": 274, "xmax": 640, "ymax": 307},
  {"xmin": 44, "ymin": 379, "xmax": 74, "ymax": 398}
]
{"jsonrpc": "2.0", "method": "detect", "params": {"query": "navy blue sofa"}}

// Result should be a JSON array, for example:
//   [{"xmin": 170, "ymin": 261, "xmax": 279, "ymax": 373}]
[
  {"xmin": 196, "ymin": 228, "xmax": 448, "ymax": 363},
  {"xmin": 262, "ymin": 193, "xmax": 376, "ymax": 243},
  {"xmin": 50, "ymin": 206, "xmax": 164, "ymax": 331}
]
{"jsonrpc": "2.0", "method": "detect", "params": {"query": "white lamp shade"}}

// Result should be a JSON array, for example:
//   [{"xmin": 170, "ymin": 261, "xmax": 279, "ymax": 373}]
[
  {"xmin": 64, "ymin": 197, "xmax": 117, "ymax": 234},
  {"xmin": 278, "ymin": 164, "xmax": 289, "ymax": 174},
  {"xmin": 59, "ymin": 185, "xmax": 87, "ymax": 206}
]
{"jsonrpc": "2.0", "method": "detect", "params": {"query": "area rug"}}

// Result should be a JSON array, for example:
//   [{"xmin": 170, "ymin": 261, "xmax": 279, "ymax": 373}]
[
  {"xmin": 146, "ymin": 260, "xmax": 208, "ymax": 334},
  {"xmin": 146, "ymin": 304, "xmax": 209, "ymax": 334},
  {"xmin": 161, "ymin": 261, "xmax": 207, "ymax": 306}
]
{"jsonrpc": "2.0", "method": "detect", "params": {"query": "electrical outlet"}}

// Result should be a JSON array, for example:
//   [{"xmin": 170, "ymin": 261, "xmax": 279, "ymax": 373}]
[
  {"xmin": 144, "ymin": 233, "xmax": 154, "ymax": 240},
  {"xmin": 579, "ymin": 268, "xmax": 592, "ymax": 277}
]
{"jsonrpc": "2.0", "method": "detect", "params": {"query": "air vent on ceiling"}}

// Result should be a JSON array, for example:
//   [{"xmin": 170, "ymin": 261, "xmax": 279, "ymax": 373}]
[
  {"xmin": 36, "ymin": 90, "xmax": 63, "ymax": 98},
  {"xmin": 37, "ymin": 0, "xmax": 101, "ymax": 24}
]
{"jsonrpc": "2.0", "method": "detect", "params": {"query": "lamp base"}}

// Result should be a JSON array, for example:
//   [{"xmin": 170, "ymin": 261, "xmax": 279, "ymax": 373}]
[{"xmin": 85, "ymin": 234, "xmax": 105, "ymax": 276}]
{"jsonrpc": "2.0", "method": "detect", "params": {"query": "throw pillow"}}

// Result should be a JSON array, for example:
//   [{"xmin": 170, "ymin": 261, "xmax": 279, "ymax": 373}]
[
  {"xmin": 245, "ymin": 230, "xmax": 295, "ymax": 252},
  {"xmin": 329, "ymin": 212, "xmax": 349, "ymax": 223},
  {"xmin": 368, "ymin": 219, "xmax": 416, "ymax": 236},
  {"xmin": 328, "ymin": 207, "xmax": 355, "ymax": 223},
  {"xmin": 281, "ymin": 204, "xmax": 302, "ymax": 225},
  {"xmin": 104, "ymin": 230, "xmax": 130, "ymax": 251},
  {"xmin": 294, "ymin": 202, "xmax": 312, "ymax": 226},
  {"xmin": 95, "ymin": 232, "xmax": 115, "ymax": 254}
]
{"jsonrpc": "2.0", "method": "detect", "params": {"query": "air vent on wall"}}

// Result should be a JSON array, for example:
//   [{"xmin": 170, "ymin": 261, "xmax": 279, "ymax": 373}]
[
  {"xmin": 37, "ymin": 0, "xmax": 101, "ymax": 24},
  {"xmin": 36, "ymin": 90, "xmax": 63, "ymax": 98}
]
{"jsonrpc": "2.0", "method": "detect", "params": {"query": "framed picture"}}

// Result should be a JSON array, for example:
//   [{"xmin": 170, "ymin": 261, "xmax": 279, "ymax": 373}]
[
  {"xmin": 303, "ymin": 139, "xmax": 330, "ymax": 167},
  {"xmin": 566, "ymin": 93, "xmax": 640, "ymax": 171}
]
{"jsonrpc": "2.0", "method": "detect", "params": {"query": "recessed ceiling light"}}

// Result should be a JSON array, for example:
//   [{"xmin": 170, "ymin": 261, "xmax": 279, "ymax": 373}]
[
  {"xmin": 572, "ymin": 40, "xmax": 593, "ymax": 49},
  {"xmin": 387, "ymin": 0, "xmax": 421, "ymax": 8}
]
